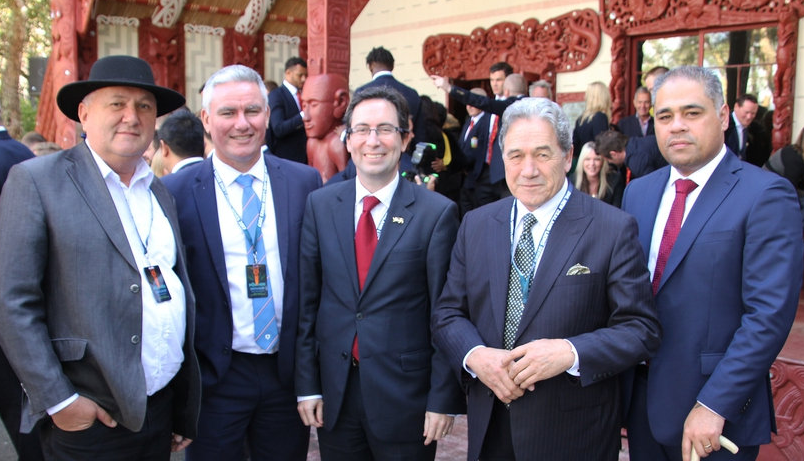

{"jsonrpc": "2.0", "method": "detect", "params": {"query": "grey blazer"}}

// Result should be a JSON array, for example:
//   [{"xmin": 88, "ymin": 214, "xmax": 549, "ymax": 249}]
[{"xmin": 0, "ymin": 143, "xmax": 201, "ymax": 437}]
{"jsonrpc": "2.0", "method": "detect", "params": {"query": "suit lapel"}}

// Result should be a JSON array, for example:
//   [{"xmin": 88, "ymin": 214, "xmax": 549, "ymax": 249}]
[
  {"xmin": 514, "ymin": 192, "xmax": 590, "ymax": 343},
  {"xmin": 332, "ymin": 181, "xmax": 360, "ymax": 296},
  {"xmin": 488, "ymin": 198, "xmax": 516, "ymax": 345},
  {"xmin": 636, "ymin": 168, "xmax": 669, "ymax": 255},
  {"xmin": 64, "ymin": 143, "xmax": 137, "ymax": 270},
  {"xmin": 657, "ymin": 153, "xmax": 740, "ymax": 294},
  {"xmin": 192, "ymin": 158, "xmax": 230, "ymax": 295},
  {"xmin": 362, "ymin": 178, "xmax": 414, "ymax": 294},
  {"xmin": 265, "ymin": 155, "xmax": 290, "ymax": 281}
]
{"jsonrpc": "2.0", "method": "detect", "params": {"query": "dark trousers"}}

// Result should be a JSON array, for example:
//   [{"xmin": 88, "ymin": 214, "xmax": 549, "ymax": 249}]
[
  {"xmin": 627, "ymin": 366, "xmax": 759, "ymax": 461},
  {"xmin": 40, "ymin": 387, "xmax": 173, "ymax": 461},
  {"xmin": 317, "ymin": 364, "xmax": 436, "ymax": 461},
  {"xmin": 0, "ymin": 348, "xmax": 45, "ymax": 460},
  {"xmin": 478, "ymin": 399, "xmax": 515, "ymax": 461},
  {"xmin": 186, "ymin": 351, "xmax": 308, "ymax": 461}
]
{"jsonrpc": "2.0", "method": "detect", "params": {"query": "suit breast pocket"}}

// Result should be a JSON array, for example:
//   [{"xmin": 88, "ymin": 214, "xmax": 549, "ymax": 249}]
[
  {"xmin": 385, "ymin": 248, "xmax": 424, "ymax": 264},
  {"xmin": 51, "ymin": 338, "xmax": 87, "ymax": 362}
]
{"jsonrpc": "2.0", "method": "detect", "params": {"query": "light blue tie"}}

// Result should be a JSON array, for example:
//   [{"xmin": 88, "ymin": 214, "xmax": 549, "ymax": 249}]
[{"xmin": 235, "ymin": 174, "xmax": 278, "ymax": 351}]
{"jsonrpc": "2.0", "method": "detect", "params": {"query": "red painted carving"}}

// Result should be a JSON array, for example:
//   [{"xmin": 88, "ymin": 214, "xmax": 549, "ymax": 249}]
[
  {"xmin": 301, "ymin": 73, "xmax": 350, "ymax": 182},
  {"xmin": 760, "ymin": 360, "xmax": 804, "ymax": 460},
  {"xmin": 76, "ymin": 0, "xmax": 93, "ymax": 35},
  {"xmin": 307, "ymin": 0, "xmax": 350, "ymax": 79},
  {"xmin": 422, "ymin": 9, "xmax": 601, "ymax": 83},
  {"xmin": 76, "ymin": 20, "xmax": 96, "ymax": 81},
  {"xmin": 223, "ymin": 29, "xmax": 263, "ymax": 72},
  {"xmin": 349, "ymin": 0, "xmax": 370, "ymax": 24},
  {"xmin": 48, "ymin": 0, "xmax": 79, "ymax": 148},
  {"xmin": 600, "ymin": 0, "xmax": 803, "ymax": 147},
  {"xmin": 139, "ymin": 19, "xmax": 185, "ymax": 97}
]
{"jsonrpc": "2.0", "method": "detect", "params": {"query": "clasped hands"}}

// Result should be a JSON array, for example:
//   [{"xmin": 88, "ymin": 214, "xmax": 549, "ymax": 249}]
[{"xmin": 466, "ymin": 339, "xmax": 575, "ymax": 404}]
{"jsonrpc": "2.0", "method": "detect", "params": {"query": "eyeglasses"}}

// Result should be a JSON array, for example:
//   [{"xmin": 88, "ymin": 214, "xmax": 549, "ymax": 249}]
[{"xmin": 346, "ymin": 124, "xmax": 408, "ymax": 139}]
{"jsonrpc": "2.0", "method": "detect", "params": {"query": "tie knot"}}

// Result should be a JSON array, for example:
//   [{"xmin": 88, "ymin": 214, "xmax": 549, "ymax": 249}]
[
  {"xmin": 521, "ymin": 213, "xmax": 537, "ymax": 232},
  {"xmin": 362, "ymin": 195, "xmax": 380, "ymax": 212},
  {"xmin": 235, "ymin": 174, "xmax": 254, "ymax": 188},
  {"xmin": 674, "ymin": 178, "xmax": 698, "ymax": 196}
]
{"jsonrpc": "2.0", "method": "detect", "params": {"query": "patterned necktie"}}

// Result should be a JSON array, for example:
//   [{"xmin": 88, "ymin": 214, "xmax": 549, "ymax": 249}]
[
  {"xmin": 652, "ymin": 179, "xmax": 698, "ymax": 295},
  {"xmin": 235, "ymin": 174, "xmax": 278, "ymax": 351},
  {"xmin": 352, "ymin": 195, "xmax": 380, "ymax": 361},
  {"xmin": 504, "ymin": 213, "xmax": 538, "ymax": 350}
]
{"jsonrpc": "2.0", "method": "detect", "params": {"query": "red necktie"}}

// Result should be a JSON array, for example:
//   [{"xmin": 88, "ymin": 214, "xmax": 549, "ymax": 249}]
[
  {"xmin": 295, "ymin": 90, "xmax": 302, "ymax": 110},
  {"xmin": 652, "ymin": 179, "xmax": 698, "ymax": 294},
  {"xmin": 352, "ymin": 195, "xmax": 380, "ymax": 361},
  {"xmin": 487, "ymin": 115, "xmax": 499, "ymax": 164},
  {"xmin": 465, "ymin": 119, "xmax": 475, "ymax": 141}
]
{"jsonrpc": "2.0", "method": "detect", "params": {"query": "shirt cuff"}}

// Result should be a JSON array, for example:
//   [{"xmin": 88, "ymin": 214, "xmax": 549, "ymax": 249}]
[
  {"xmin": 297, "ymin": 394, "xmax": 322, "ymax": 403},
  {"xmin": 697, "ymin": 400, "xmax": 725, "ymax": 419},
  {"xmin": 47, "ymin": 393, "xmax": 79, "ymax": 415},
  {"xmin": 564, "ymin": 339, "xmax": 580, "ymax": 376},
  {"xmin": 462, "ymin": 345, "xmax": 486, "ymax": 378}
]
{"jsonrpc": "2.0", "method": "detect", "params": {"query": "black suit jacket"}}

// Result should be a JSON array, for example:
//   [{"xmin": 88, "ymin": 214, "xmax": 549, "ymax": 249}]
[
  {"xmin": 725, "ymin": 114, "xmax": 771, "ymax": 167},
  {"xmin": 268, "ymin": 85, "xmax": 307, "ymax": 164},
  {"xmin": 433, "ymin": 188, "xmax": 660, "ymax": 460},
  {"xmin": 0, "ymin": 130, "xmax": 34, "ymax": 192},
  {"xmin": 459, "ymin": 113, "xmax": 490, "ymax": 188},
  {"xmin": 296, "ymin": 177, "xmax": 465, "ymax": 442},
  {"xmin": 617, "ymin": 114, "xmax": 654, "ymax": 139},
  {"xmin": 626, "ymin": 135, "xmax": 667, "ymax": 180}
]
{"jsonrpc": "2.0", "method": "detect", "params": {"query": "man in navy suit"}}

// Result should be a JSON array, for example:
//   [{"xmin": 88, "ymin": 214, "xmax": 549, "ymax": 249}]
[
  {"xmin": 267, "ymin": 57, "xmax": 308, "ymax": 164},
  {"xmin": 432, "ymin": 97, "xmax": 660, "ymax": 460},
  {"xmin": 618, "ymin": 86, "xmax": 654, "ymax": 139},
  {"xmin": 622, "ymin": 66, "xmax": 803, "ymax": 461},
  {"xmin": 164, "ymin": 64, "xmax": 321, "ymax": 461},
  {"xmin": 724, "ymin": 94, "xmax": 771, "ymax": 167},
  {"xmin": 458, "ymin": 87, "xmax": 491, "ymax": 214},
  {"xmin": 295, "ymin": 85, "xmax": 464, "ymax": 460}
]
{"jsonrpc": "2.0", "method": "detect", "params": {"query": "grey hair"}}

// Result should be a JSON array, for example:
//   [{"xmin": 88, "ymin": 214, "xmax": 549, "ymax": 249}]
[
  {"xmin": 499, "ymin": 97, "xmax": 572, "ymax": 155},
  {"xmin": 652, "ymin": 66, "xmax": 724, "ymax": 110},
  {"xmin": 201, "ymin": 65, "xmax": 268, "ymax": 111}
]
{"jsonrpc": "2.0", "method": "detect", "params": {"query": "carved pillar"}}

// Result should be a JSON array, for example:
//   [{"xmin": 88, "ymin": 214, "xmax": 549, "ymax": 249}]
[
  {"xmin": 139, "ymin": 19, "xmax": 186, "ymax": 97},
  {"xmin": 50, "ymin": 0, "xmax": 79, "ymax": 148},
  {"xmin": 306, "ymin": 0, "xmax": 350, "ymax": 79},
  {"xmin": 772, "ymin": 4, "xmax": 802, "ymax": 150},
  {"xmin": 608, "ymin": 27, "xmax": 628, "ymax": 125},
  {"xmin": 760, "ymin": 359, "xmax": 804, "ymax": 460}
]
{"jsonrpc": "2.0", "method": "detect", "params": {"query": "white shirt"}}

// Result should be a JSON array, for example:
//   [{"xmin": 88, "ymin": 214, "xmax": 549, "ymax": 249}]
[
  {"xmin": 464, "ymin": 113, "xmax": 485, "ymax": 141},
  {"xmin": 732, "ymin": 112, "xmax": 745, "ymax": 149},
  {"xmin": 212, "ymin": 153, "xmax": 284, "ymax": 354},
  {"xmin": 371, "ymin": 70, "xmax": 393, "ymax": 80},
  {"xmin": 171, "ymin": 156, "xmax": 203, "ymax": 174},
  {"xmin": 354, "ymin": 174, "xmax": 400, "ymax": 236},
  {"xmin": 464, "ymin": 179, "xmax": 580, "ymax": 376},
  {"xmin": 648, "ymin": 145, "xmax": 728, "ymax": 279},
  {"xmin": 283, "ymin": 80, "xmax": 302, "ymax": 111}
]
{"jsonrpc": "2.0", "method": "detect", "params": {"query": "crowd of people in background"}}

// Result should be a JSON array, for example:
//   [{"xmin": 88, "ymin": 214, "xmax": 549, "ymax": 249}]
[{"xmin": 0, "ymin": 49, "xmax": 802, "ymax": 461}]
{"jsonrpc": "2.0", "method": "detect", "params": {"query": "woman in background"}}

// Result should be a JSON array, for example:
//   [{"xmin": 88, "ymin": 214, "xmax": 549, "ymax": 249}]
[
  {"xmin": 572, "ymin": 81, "xmax": 611, "ymax": 175},
  {"xmin": 574, "ymin": 141, "xmax": 622, "ymax": 207}
]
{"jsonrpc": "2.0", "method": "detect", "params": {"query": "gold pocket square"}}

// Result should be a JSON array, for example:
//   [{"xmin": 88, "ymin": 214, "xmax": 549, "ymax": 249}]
[{"xmin": 566, "ymin": 264, "xmax": 590, "ymax": 276}]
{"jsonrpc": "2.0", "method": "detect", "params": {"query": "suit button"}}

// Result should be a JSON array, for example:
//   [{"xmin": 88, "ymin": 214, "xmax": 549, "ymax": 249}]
[
  {"xmin": 341, "ymin": 352, "xmax": 348, "ymax": 360},
  {"xmin": 222, "ymin": 346, "xmax": 231, "ymax": 355},
  {"xmin": 130, "ymin": 284, "xmax": 140, "ymax": 293},
  {"xmin": 356, "ymin": 313, "xmax": 363, "ymax": 320},
  {"xmin": 130, "ymin": 335, "xmax": 140, "ymax": 344}
]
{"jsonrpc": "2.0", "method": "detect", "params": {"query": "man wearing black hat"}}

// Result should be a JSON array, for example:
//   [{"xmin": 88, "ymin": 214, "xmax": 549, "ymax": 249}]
[{"xmin": 0, "ymin": 55, "xmax": 201, "ymax": 460}]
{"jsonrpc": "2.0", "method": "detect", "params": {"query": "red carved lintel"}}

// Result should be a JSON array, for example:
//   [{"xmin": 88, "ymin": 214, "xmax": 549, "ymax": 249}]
[
  {"xmin": 139, "ymin": 19, "xmax": 186, "ymax": 97},
  {"xmin": 421, "ymin": 9, "xmax": 601, "ymax": 87},
  {"xmin": 307, "ymin": 0, "xmax": 350, "ymax": 80},
  {"xmin": 599, "ymin": 0, "xmax": 804, "ymax": 149}
]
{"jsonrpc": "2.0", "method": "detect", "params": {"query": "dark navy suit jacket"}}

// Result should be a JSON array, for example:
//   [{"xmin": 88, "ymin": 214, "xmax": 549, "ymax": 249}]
[
  {"xmin": 295, "ymin": 177, "xmax": 465, "ymax": 442},
  {"xmin": 0, "ymin": 130, "xmax": 34, "ymax": 192},
  {"xmin": 617, "ymin": 114, "xmax": 654, "ymax": 139},
  {"xmin": 433, "ymin": 189, "xmax": 660, "ymax": 460},
  {"xmin": 268, "ymin": 85, "xmax": 307, "ymax": 164},
  {"xmin": 163, "ymin": 153, "xmax": 321, "ymax": 390},
  {"xmin": 459, "ymin": 112, "xmax": 490, "ymax": 189},
  {"xmin": 622, "ymin": 151, "xmax": 802, "ymax": 447}
]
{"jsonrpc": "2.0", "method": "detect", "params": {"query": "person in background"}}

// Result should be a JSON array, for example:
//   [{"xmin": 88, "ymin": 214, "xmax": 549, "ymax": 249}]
[
  {"xmin": 574, "ymin": 141, "xmax": 622, "ymax": 207},
  {"xmin": 725, "ymin": 94, "xmax": 771, "ymax": 167},
  {"xmin": 152, "ymin": 109, "xmax": 205, "ymax": 176},
  {"xmin": 528, "ymin": 80, "xmax": 553, "ymax": 100},
  {"xmin": 764, "ymin": 126, "xmax": 804, "ymax": 226},
  {"xmin": 267, "ymin": 57, "xmax": 308, "ymax": 164},
  {"xmin": 618, "ymin": 87, "xmax": 654, "ymax": 139},
  {"xmin": 572, "ymin": 81, "xmax": 611, "ymax": 175}
]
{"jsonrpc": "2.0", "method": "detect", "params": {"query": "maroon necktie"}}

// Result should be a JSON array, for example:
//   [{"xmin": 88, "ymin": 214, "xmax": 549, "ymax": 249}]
[
  {"xmin": 352, "ymin": 195, "xmax": 380, "ymax": 361},
  {"xmin": 652, "ymin": 179, "xmax": 698, "ymax": 294},
  {"xmin": 464, "ymin": 118, "xmax": 475, "ymax": 141},
  {"xmin": 295, "ymin": 91, "xmax": 302, "ymax": 110},
  {"xmin": 486, "ymin": 116, "xmax": 499, "ymax": 164}
]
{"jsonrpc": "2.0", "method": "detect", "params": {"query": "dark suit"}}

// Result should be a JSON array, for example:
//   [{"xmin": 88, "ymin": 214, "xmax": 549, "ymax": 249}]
[
  {"xmin": 725, "ymin": 114, "xmax": 771, "ymax": 167},
  {"xmin": 0, "ymin": 129, "xmax": 42, "ymax": 460},
  {"xmin": 459, "ymin": 113, "xmax": 495, "ymax": 212},
  {"xmin": 433, "ymin": 188, "xmax": 661, "ymax": 460},
  {"xmin": 0, "ymin": 143, "xmax": 201, "ymax": 446},
  {"xmin": 163, "ymin": 153, "xmax": 321, "ymax": 460},
  {"xmin": 622, "ymin": 152, "xmax": 803, "ymax": 458},
  {"xmin": 268, "ymin": 84, "xmax": 307, "ymax": 164},
  {"xmin": 617, "ymin": 114, "xmax": 654, "ymax": 139},
  {"xmin": 296, "ymin": 177, "xmax": 465, "ymax": 457},
  {"xmin": 626, "ymin": 135, "xmax": 667, "ymax": 180}
]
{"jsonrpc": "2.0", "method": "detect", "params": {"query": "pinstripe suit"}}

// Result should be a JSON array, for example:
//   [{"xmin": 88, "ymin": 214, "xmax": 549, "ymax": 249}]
[{"xmin": 433, "ymin": 189, "xmax": 661, "ymax": 460}]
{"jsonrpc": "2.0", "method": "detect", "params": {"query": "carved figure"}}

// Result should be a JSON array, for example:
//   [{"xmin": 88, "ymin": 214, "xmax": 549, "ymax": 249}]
[{"xmin": 301, "ymin": 74, "xmax": 350, "ymax": 182}]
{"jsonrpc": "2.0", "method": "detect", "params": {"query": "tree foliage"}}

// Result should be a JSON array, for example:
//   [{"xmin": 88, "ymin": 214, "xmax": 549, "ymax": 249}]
[{"xmin": 0, "ymin": 0, "xmax": 52, "ymax": 137}]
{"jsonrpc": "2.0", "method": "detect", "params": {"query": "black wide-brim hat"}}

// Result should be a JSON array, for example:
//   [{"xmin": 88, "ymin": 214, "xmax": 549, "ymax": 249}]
[{"xmin": 56, "ymin": 55, "xmax": 186, "ymax": 122}]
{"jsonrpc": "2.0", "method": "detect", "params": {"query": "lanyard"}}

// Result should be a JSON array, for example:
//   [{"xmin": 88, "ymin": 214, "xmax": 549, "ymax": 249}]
[
  {"xmin": 213, "ymin": 163, "xmax": 269, "ymax": 265},
  {"xmin": 509, "ymin": 187, "xmax": 571, "ymax": 302},
  {"xmin": 120, "ymin": 187, "xmax": 155, "ymax": 262}
]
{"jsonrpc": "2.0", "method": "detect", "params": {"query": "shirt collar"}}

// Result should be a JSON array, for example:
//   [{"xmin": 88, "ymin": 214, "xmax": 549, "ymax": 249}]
[
  {"xmin": 372, "ymin": 70, "xmax": 393, "ymax": 80},
  {"xmin": 211, "ymin": 150, "xmax": 265, "ymax": 186},
  {"xmin": 87, "ymin": 141, "xmax": 153, "ymax": 188},
  {"xmin": 471, "ymin": 113, "xmax": 485, "ymax": 123},
  {"xmin": 731, "ymin": 112, "xmax": 743, "ymax": 129},
  {"xmin": 668, "ymin": 144, "xmax": 727, "ymax": 189},
  {"xmin": 515, "ymin": 178, "xmax": 569, "ymax": 225},
  {"xmin": 355, "ymin": 173, "xmax": 400, "ymax": 208},
  {"xmin": 283, "ymin": 80, "xmax": 298, "ymax": 95}
]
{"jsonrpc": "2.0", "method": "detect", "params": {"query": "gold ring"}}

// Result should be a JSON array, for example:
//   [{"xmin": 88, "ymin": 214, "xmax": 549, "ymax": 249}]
[{"xmin": 704, "ymin": 444, "xmax": 712, "ymax": 450}]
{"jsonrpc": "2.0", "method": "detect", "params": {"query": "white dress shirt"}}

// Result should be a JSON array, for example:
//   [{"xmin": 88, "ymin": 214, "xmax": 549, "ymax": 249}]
[
  {"xmin": 212, "ymin": 153, "xmax": 284, "ymax": 355},
  {"xmin": 354, "ymin": 174, "xmax": 399, "ymax": 236},
  {"xmin": 171, "ymin": 156, "xmax": 203, "ymax": 174},
  {"xmin": 283, "ymin": 79, "xmax": 302, "ymax": 112}
]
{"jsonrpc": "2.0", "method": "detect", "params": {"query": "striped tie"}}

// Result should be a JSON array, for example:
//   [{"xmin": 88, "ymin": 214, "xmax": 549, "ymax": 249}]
[{"xmin": 236, "ymin": 174, "xmax": 278, "ymax": 351}]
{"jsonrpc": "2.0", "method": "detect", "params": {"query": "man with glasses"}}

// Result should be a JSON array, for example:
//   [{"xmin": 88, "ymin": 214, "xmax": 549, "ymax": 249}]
[{"xmin": 295, "ymin": 85, "xmax": 465, "ymax": 460}]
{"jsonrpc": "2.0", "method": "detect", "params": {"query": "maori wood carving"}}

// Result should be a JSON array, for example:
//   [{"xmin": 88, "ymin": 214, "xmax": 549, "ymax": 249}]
[
  {"xmin": 139, "ymin": 19, "xmax": 185, "ymax": 97},
  {"xmin": 763, "ymin": 360, "xmax": 804, "ymax": 460},
  {"xmin": 600, "ymin": 0, "xmax": 804, "ymax": 148},
  {"xmin": 307, "ymin": 0, "xmax": 350, "ymax": 78},
  {"xmin": 422, "ymin": 9, "xmax": 601, "ymax": 82}
]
